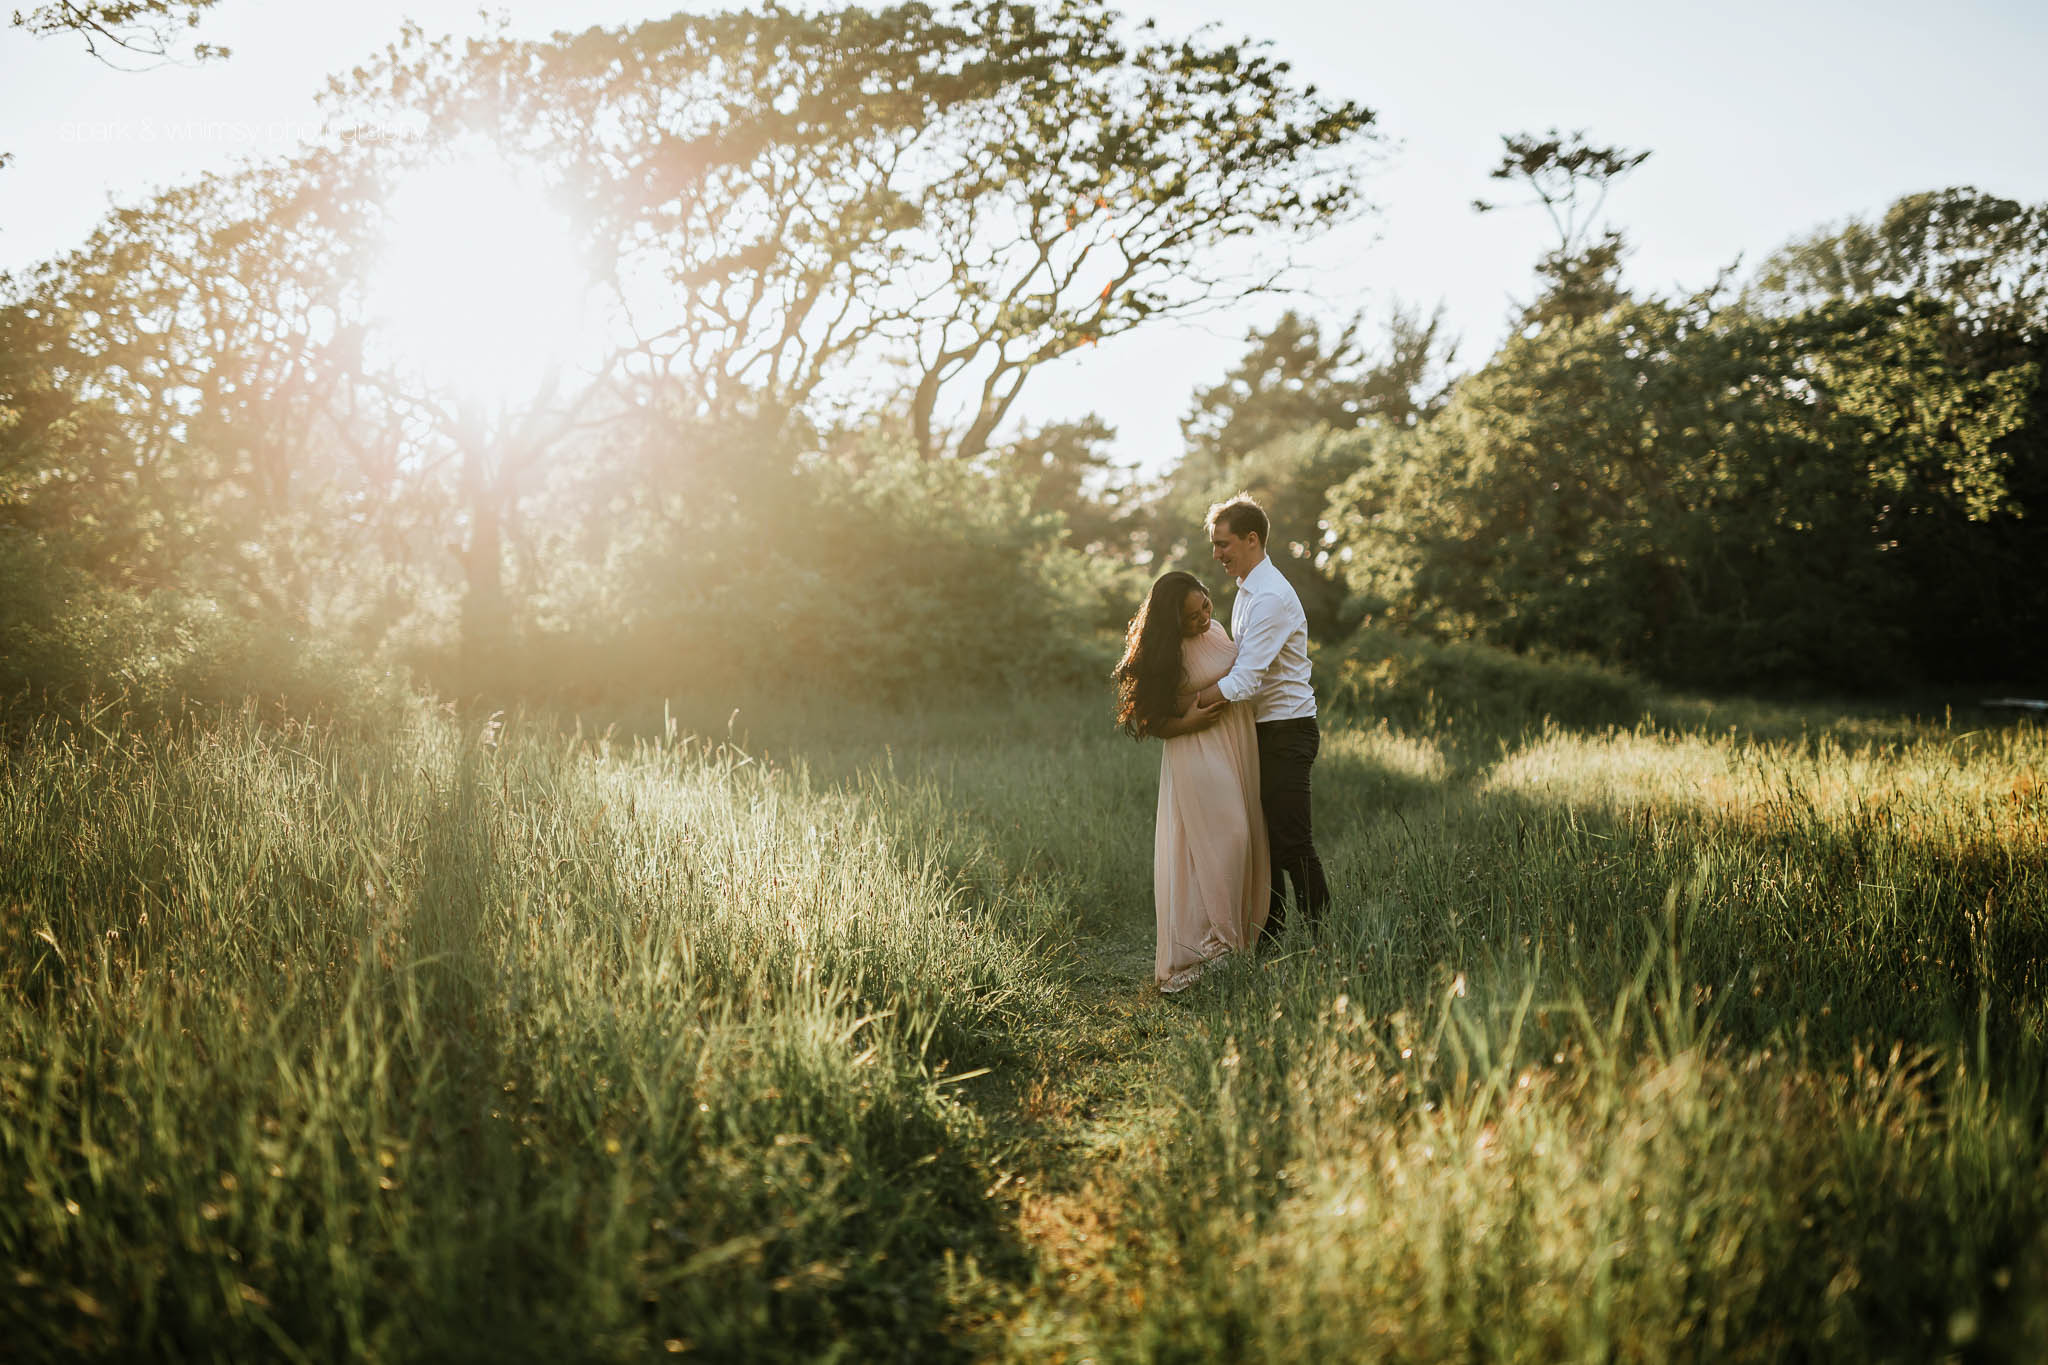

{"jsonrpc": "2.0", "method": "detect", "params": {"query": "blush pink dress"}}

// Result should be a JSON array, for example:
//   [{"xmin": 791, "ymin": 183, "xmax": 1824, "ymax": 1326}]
[{"xmin": 1154, "ymin": 620, "xmax": 1270, "ymax": 991}]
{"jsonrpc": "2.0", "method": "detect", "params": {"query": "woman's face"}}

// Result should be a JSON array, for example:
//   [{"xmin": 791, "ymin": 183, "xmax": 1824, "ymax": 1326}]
[{"xmin": 1179, "ymin": 590, "xmax": 1212, "ymax": 639}]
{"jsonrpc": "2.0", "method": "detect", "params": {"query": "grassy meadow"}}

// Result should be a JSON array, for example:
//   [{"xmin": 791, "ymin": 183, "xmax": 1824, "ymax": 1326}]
[{"xmin": 4, "ymin": 675, "xmax": 2047, "ymax": 1361}]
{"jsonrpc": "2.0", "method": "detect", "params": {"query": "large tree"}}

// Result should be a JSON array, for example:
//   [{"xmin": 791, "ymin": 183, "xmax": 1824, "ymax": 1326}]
[
  {"xmin": 322, "ymin": 1, "xmax": 1377, "ymax": 677},
  {"xmin": 7, "ymin": 1, "xmax": 1379, "ymax": 693},
  {"xmin": 327, "ymin": 2, "xmax": 1377, "ymax": 458},
  {"xmin": 1745, "ymin": 188, "xmax": 2048, "ymax": 678},
  {"xmin": 0, "ymin": 152, "xmax": 368, "ymax": 607}
]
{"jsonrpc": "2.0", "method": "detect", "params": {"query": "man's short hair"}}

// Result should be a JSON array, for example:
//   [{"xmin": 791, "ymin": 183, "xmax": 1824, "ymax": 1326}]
[{"xmin": 1206, "ymin": 494, "xmax": 1269, "ymax": 546}]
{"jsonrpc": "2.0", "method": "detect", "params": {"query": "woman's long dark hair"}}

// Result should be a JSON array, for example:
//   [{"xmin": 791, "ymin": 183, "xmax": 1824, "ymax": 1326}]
[{"xmin": 1113, "ymin": 571, "xmax": 1208, "ymax": 738}]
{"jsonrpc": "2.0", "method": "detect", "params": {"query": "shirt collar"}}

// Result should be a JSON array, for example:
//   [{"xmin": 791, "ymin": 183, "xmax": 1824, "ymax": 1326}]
[{"xmin": 1237, "ymin": 557, "xmax": 1278, "ymax": 592}]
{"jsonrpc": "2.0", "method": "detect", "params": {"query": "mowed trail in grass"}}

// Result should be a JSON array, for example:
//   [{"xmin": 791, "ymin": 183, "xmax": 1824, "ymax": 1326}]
[{"xmin": 4, "ymin": 691, "xmax": 2047, "ymax": 1361}]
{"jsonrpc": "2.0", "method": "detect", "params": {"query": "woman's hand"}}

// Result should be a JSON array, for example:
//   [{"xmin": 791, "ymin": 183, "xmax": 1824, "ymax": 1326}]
[{"xmin": 1154, "ymin": 695, "xmax": 1227, "ymax": 738}]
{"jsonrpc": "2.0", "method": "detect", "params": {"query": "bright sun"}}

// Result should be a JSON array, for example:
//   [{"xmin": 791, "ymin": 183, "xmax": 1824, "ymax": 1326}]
[{"xmin": 364, "ymin": 149, "xmax": 594, "ymax": 409}]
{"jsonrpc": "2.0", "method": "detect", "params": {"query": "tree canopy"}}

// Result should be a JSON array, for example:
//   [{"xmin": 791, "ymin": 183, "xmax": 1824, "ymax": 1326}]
[
  {"xmin": 3, "ymin": 1, "xmax": 1379, "ymax": 698},
  {"xmin": 1748, "ymin": 187, "xmax": 2048, "ymax": 346},
  {"xmin": 1280, "ymin": 154, "xmax": 2048, "ymax": 691}
]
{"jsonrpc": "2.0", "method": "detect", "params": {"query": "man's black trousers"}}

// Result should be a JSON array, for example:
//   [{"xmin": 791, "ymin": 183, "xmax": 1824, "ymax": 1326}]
[{"xmin": 1255, "ymin": 715, "xmax": 1330, "ymax": 936}]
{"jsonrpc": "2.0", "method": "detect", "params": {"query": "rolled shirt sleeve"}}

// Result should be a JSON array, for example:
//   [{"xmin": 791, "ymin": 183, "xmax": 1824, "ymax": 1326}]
[{"xmin": 1217, "ymin": 589, "xmax": 1288, "ymax": 703}]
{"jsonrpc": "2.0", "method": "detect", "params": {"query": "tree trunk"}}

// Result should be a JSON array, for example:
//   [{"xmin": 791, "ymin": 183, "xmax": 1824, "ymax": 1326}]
[{"xmin": 458, "ymin": 428, "xmax": 512, "ymax": 698}]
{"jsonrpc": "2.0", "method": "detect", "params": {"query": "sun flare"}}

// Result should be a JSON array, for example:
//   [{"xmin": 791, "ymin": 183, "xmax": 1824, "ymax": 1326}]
[{"xmin": 364, "ymin": 149, "xmax": 594, "ymax": 408}]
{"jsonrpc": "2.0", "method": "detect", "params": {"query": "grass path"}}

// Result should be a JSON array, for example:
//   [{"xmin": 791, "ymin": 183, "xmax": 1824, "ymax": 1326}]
[
  {"xmin": 972, "ymin": 904, "xmax": 1187, "ymax": 1361},
  {"xmin": 864, "ymin": 700, "xmax": 2048, "ymax": 1361},
  {"xmin": 953, "ymin": 763, "xmax": 1424, "ymax": 1362}
]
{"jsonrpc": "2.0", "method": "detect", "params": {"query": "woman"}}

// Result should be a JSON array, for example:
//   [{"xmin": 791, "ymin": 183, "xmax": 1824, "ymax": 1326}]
[{"xmin": 1112, "ymin": 571, "xmax": 1270, "ymax": 993}]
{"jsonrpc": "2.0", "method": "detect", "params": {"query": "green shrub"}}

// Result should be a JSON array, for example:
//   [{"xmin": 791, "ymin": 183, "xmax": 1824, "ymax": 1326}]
[
  {"xmin": 520, "ymin": 447, "xmax": 1135, "ymax": 706},
  {"xmin": 1322, "ymin": 624, "xmax": 1649, "ymax": 732},
  {"xmin": 0, "ymin": 532, "xmax": 406, "ymax": 733}
]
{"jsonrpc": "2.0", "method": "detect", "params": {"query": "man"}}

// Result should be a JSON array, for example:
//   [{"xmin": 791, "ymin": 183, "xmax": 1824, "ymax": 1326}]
[{"xmin": 1193, "ymin": 494, "xmax": 1331, "ymax": 936}]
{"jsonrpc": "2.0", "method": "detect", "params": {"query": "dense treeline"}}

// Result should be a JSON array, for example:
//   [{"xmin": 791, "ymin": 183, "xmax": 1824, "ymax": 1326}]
[
  {"xmin": 1170, "ymin": 171, "xmax": 2048, "ymax": 692},
  {"xmin": 3, "ymin": 8, "xmax": 2045, "ymax": 728}
]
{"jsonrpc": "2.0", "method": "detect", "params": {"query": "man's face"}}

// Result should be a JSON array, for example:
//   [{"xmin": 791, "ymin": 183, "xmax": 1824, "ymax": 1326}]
[{"xmin": 1210, "ymin": 523, "xmax": 1261, "ymax": 580}]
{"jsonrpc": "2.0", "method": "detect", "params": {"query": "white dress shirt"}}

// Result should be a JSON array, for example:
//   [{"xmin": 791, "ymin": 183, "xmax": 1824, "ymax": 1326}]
[{"xmin": 1218, "ymin": 557, "xmax": 1316, "ymax": 722}]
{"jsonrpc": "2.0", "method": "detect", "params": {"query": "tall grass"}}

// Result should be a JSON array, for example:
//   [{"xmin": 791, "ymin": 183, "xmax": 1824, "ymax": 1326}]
[
  {"xmin": 3, "ymin": 684, "xmax": 2045, "ymax": 1360},
  {"xmin": 1010, "ymin": 713, "xmax": 2048, "ymax": 1363},
  {"xmin": 0, "ymin": 702, "xmax": 1069, "ymax": 1360}
]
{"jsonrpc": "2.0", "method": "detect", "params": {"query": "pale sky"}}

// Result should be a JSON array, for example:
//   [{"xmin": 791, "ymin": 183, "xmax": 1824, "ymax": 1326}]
[{"xmin": 5, "ymin": 1, "xmax": 2046, "ymax": 476}]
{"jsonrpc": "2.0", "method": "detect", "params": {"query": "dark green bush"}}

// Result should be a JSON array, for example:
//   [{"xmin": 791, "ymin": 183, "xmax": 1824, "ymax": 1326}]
[
  {"xmin": 1321, "ymin": 624, "xmax": 1649, "ymax": 732},
  {"xmin": 516, "ymin": 447, "xmax": 1138, "ymax": 706}
]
